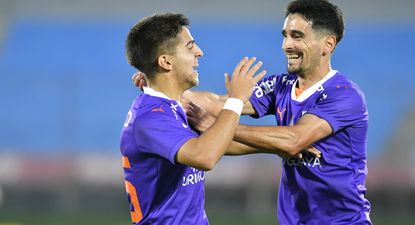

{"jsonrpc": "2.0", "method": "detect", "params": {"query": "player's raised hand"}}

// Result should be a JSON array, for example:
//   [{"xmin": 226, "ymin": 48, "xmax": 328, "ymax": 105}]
[
  {"xmin": 225, "ymin": 57, "xmax": 266, "ymax": 103},
  {"xmin": 132, "ymin": 71, "xmax": 147, "ymax": 91}
]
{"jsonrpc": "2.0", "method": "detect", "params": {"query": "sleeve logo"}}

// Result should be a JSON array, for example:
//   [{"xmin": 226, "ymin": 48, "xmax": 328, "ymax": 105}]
[{"xmin": 254, "ymin": 76, "xmax": 277, "ymax": 98}]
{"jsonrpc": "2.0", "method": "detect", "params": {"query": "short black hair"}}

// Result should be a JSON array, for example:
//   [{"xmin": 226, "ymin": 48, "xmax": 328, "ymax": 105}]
[
  {"xmin": 286, "ymin": 0, "xmax": 344, "ymax": 43},
  {"xmin": 126, "ymin": 13, "xmax": 190, "ymax": 78}
]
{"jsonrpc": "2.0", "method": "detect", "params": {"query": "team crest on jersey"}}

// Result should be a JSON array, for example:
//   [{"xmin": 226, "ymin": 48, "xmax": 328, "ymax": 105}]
[{"xmin": 318, "ymin": 93, "xmax": 328, "ymax": 102}]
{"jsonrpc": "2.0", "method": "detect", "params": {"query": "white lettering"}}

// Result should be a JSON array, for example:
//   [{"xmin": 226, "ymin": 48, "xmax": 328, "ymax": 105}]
[
  {"xmin": 312, "ymin": 157, "xmax": 321, "ymax": 168},
  {"xmin": 182, "ymin": 176, "xmax": 186, "ymax": 186},
  {"xmin": 182, "ymin": 168, "xmax": 206, "ymax": 186},
  {"xmin": 283, "ymin": 154, "xmax": 322, "ymax": 168},
  {"xmin": 254, "ymin": 77, "xmax": 277, "ymax": 99},
  {"xmin": 123, "ymin": 111, "xmax": 132, "ymax": 127},
  {"xmin": 282, "ymin": 76, "xmax": 296, "ymax": 86},
  {"xmin": 305, "ymin": 156, "xmax": 314, "ymax": 166},
  {"xmin": 282, "ymin": 76, "xmax": 287, "ymax": 84},
  {"xmin": 265, "ymin": 79, "xmax": 274, "ymax": 91},
  {"xmin": 254, "ymin": 86, "xmax": 264, "ymax": 98},
  {"xmin": 287, "ymin": 158, "xmax": 297, "ymax": 166},
  {"xmin": 298, "ymin": 157, "xmax": 306, "ymax": 166}
]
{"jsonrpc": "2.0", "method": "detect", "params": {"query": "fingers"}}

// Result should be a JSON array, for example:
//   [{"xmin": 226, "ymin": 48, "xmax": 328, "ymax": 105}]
[
  {"xmin": 232, "ymin": 57, "xmax": 266, "ymax": 81},
  {"xmin": 181, "ymin": 100, "xmax": 191, "ymax": 113},
  {"xmin": 132, "ymin": 73, "xmax": 137, "ymax": 82},
  {"xmin": 306, "ymin": 146, "xmax": 322, "ymax": 158},
  {"xmin": 248, "ymin": 60, "xmax": 263, "ymax": 76},
  {"xmin": 184, "ymin": 103, "xmax": 197, "ymax": 117},
  {"xmin": 132, "ymin": 71, "xmax": 147, "ymax": 90},
  {"xmin": 186, "ymin": 102, "xmax": 207, "ymax": 119},
  {"xmin": 189, "ymin": 102, "xmax": 202, "ymax": 111},
  {"xmin": 132, "ymin": 71, "xmax": 144, "ymax": 83},
  {"xmin": 186, "ymin": 109, "xmax": 215, "ymax": 134},
  {"xmin": 246, "ymin": 60, "xmax": 267, "ymax": 83},
  {"xmin": 252, "ymin": 70, "xmax": 267, "ymax": 83},
  {"xmin": 132, "ymin": 72, "xmax": 140, "ymax": 87},
  {"xmin": 238, "ymin": 57, "xmax": 257, "ymax": 78},
  {"xmin": 224, "ymin": 73, "xmax": 231, "ymax": 93},
  {"xmin": 225, "ymin": 56, "xmax": 267, "ymax": 102},
  {"xmin": 187, "ymin": 115, "xmax": 198, "ymax": 124},
  {"xmin": 232, "ymin": 57, "xmax": 249, "ymax": 77}
]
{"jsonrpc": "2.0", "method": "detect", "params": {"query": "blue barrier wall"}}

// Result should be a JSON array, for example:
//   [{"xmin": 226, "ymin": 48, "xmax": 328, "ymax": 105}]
[{"xmin": 1, "ymin": 17, "xmax": 414, "ymax": 155}]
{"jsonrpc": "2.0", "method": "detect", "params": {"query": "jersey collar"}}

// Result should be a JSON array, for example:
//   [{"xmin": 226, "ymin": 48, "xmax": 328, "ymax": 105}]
[
  {"xmin": 291, "ymin": 70, "xmax": 338, "ymax": 102},
  {"xmin": 143, "ymin": 87, "xmax": 183, "ymax": 108},
  {"xmin": 143, "ymin": 87, "xmax": 172, "ymax": 100}
]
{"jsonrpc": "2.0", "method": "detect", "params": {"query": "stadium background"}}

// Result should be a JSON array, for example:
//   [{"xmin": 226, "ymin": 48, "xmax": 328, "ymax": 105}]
[{"xmin": 1, "ymin": 0, "xmax": 415, "ymax": 224}]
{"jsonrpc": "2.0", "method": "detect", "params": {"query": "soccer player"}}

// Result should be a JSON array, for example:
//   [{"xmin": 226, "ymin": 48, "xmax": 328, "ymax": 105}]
[
  {"xmin": 173, "ymin": 0, "xmax": 373, "ymax": 224},
  {"xmin": 120, "ymin": 13, "xmax": 268, "ymax": 225}
]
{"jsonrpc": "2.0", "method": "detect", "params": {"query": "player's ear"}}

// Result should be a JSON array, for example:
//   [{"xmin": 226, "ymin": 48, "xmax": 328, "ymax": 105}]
[
  {"xmin": 157, "ymin": 54, "xmax": 173, "ymax": 71},
  {"xmin": 323, "ymin": 35, "xmax": 337, "ymax": 55}
]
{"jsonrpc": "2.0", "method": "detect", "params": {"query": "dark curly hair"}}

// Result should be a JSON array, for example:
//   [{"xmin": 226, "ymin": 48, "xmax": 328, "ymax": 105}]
[
  {"xmin": 286, "ymin": 0, "xmax": 344, "ymax": 43},
  {"xmin": 126, "ymin": 13, "xmax": 189, "ymax": 78}
]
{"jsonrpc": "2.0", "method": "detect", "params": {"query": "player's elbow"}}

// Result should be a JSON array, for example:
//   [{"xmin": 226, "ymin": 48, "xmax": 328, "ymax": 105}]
[
  {"xmin": 267, "ymin": 143, "xmax": 300, "ymax": 157},
  {"xmin": 283, "ymin": 133, "xmax": 308, "ymax": 157},
  {"xmin": 193, "ymin": 156, "xmax": 217, "ymax": 171},
  {"xmin": 190, "ymin": 149, "xmax": 220, "ymax": 171},
  {"xmin": 179, "ymin": 139, "xmax": 222, "ymax": 171},
  {"xmin": 201, "ymin": 162, "xmax": 215, "ymax": 171}
]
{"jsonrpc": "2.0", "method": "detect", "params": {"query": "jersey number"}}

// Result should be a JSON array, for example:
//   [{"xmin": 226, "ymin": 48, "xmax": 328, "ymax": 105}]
[
  {"xmin": 125, "ymin": 180, "xmax": 143, "ymax": 223},
  {"xmin": 123, "ymin": 156, "xmax": 143, "ymax": 223}
]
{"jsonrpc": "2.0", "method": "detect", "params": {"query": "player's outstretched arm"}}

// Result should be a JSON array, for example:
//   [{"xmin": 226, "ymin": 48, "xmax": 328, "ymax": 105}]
[
  {"xmin": 234, "ymin": 114, "xmax": 330, "ymax": 157},
  {"xmin": 177, "ymin": 57, "xmax": 266, "ymax": 170},
  {"xmin": 186, "ymin": 98, "xmax": 321, "ymax": 158}
]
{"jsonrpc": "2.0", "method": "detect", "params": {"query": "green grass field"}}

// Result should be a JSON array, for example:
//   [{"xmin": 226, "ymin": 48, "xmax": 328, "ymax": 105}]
[{"xmin": 0, "ymin": 211, "xmax": 413, "ymax": 225}]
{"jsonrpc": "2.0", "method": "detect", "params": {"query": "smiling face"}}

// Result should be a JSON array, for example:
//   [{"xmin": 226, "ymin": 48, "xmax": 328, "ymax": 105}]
[
  {"xmin": 170, "ymin": 27, "xmax": 204, "ymax": 89},
  {"xmin": 282, "ymin": 13, "xmax": 326, "ymax": 76}
]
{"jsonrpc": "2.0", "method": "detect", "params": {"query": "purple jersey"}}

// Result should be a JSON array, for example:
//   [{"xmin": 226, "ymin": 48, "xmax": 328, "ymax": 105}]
[
  {"xmin": 120, "ymin": 87, "xmax": 208, "ymax": 225},
  {"xmin": 249, "ymin": 71, "xmax": 372, "ymax": 224}
]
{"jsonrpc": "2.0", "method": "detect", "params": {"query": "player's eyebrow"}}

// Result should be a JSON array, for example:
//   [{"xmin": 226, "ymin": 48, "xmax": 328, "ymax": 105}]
[
  {"xmin": 281, "ymin": 29, "xmax": 304, "ymax": 37},
  {"xmin": 185, "ymin": 40, "xmax": 195, "ymax": 47},
  {"xmin": 291, "ymin": 30, "xmax": 305, "ymax": 37}
]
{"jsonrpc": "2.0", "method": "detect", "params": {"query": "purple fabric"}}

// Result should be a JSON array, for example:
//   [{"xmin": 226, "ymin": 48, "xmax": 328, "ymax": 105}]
[
  {"xmin": 249, "ymin": 72, "xmax": 372, "ymax": 224},
  {"xmin": 120, "ymin": 94, "xmax": 208, "ymax": 225}
]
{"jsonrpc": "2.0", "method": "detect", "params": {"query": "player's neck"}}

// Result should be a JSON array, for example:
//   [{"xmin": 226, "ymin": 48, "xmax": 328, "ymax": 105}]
[
  {"xmin": 148, "ymin": 75, "xmax": 185, "ymax": 102},
  {"xmin": 297, "ymin": 64, "xmax": 332, "ymax": 90}
]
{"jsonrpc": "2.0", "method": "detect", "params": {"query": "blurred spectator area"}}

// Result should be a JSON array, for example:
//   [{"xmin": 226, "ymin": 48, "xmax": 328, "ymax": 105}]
[
  {"xmin": 0, "ymin": 0, "xmax": 415, "ymax": 223},
  {"xmin": 1, "ymin": 0, "xmax": 415, "ymax": 155}
]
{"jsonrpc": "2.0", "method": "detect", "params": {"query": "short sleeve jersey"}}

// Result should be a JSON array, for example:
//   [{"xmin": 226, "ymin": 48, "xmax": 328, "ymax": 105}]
[
  {"xmin": 249, "ymin": 70, "xmax": 372, "ymax": 224},
  {"xmin": 120, "ymin": 88, "xmax": 208, "ymax": 225}
]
